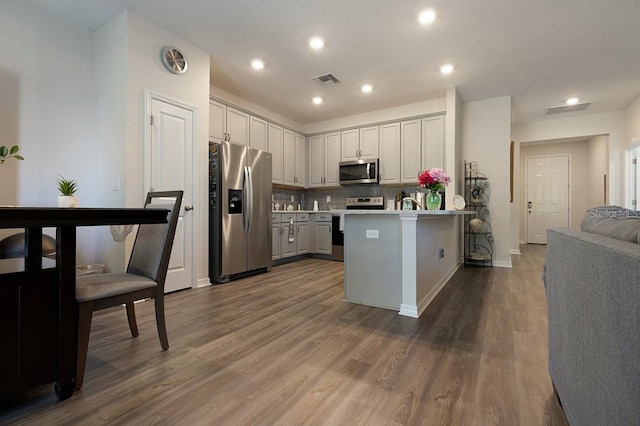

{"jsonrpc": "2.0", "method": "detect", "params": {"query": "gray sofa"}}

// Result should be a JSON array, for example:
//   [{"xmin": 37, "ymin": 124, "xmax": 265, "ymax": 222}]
[{"xmin": 544, "ymin": 206, "xmax": 640, "ymax": 425}]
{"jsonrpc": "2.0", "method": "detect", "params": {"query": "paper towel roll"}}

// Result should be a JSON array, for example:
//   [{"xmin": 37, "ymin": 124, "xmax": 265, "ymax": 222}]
[{"xmin": 313, "ymin": 200, "xmax": 319, "ymax": 211}]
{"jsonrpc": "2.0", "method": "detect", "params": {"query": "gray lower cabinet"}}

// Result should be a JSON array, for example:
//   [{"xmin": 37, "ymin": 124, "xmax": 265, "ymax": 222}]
[
  {"xmin": 272, "ymin": 212, "xmax": 333, "ymax": 259},
  {"xmin": 272, "ymin": 212, "xmax": 309, "ymax": 259},
  {"xmin": 280, "ymin": 213, "xmax": 297, "ymax": 258},
  {"xmin": 272, "ymin": 213, "xmax": 282, "ymax": 260},
  {"xmin": 296, "ymin": 213, "xmax": 309, "ymax": 255},
  {"xmin": 314, "ymin": 213, "xmax": 332, "ymax": 255}
]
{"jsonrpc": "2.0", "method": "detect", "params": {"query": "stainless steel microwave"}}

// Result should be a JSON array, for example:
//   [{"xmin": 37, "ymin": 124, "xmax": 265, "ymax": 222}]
[{"xmin": 339, "ymin": 159, "xmax": 379, "ymax": 185}]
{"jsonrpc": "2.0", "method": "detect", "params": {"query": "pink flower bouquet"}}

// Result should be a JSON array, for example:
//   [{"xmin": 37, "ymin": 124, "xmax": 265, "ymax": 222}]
[{"xmin": 418, "ymin": 168, "xmax": 451, "ymax": 191}]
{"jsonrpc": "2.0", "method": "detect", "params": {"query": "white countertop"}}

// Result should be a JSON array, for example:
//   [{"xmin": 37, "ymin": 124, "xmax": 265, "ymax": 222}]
[
  {"xmin": 337, "ymin": 209, "xmax": 475, "ymax": 216},
  {"xmin": 272, "ymin": 210, "xmax": 333, "ymax": 214},
  {"xmin": 272, "ymin": 209, "xmax": 474, "ymax": 216}
]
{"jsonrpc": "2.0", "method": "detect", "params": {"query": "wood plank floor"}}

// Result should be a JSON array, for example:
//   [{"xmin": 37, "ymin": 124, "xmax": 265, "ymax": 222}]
[{"xmin": 1, "ymin": 244, "xmax": 568, "ymax": 425}]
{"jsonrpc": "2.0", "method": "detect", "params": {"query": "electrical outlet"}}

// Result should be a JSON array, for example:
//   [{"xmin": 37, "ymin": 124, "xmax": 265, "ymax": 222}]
[
  {"xmin": 366, "ymin": 229, "xmax": 379, "ymax": 239},
  {"xmin": 438, "ymin": 248, "xmax": 445, "ymax": 258},
  {"xmin": 112, "ymin": 178, "xmax": 120, "ymax": 191},
  {"xmin": 326, "ymin": 195, "xmax": 331, "ymax": 203}
]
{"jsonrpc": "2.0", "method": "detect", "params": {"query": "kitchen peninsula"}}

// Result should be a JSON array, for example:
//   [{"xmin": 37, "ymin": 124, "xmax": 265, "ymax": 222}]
[{"xmin": 342, "ymin": 210, "xmax": 473, "ymax": 318}]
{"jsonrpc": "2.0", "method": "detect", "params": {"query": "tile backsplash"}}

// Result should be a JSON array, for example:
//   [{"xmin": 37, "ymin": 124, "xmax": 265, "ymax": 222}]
[{"xmin": 272, "ymin": 185, "xmax": 434, "ymax": 210}]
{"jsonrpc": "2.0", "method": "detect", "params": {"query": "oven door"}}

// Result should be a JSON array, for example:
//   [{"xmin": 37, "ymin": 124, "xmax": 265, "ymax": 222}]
[{"xmin": 331, "ymin": 215, "xmax": 344, "ymax": 261}]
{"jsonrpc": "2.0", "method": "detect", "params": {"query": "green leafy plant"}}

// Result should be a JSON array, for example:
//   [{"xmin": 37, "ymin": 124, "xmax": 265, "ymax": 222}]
[
  {"xmin": 57, "ymin": 176, "xmax": 78, "ymax": 196},
  {"xmin": 0, "ymin": 145, "xmax": 24, "ymax": 164}
]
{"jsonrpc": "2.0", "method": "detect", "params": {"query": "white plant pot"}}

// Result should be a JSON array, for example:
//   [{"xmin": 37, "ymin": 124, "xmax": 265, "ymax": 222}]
[{"xmin": 57, "ymin": 195, "xmax": 78, "ymax": 208}]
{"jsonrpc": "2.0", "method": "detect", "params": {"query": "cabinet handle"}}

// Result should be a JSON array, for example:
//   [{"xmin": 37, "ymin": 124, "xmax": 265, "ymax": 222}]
[
  {"xmin": 297, "ymin": 225, "xmax": 300, "ymax": 233},
  {"xmin": 329, "ymin": 225, "xmax": 332, "ymax": 233}
]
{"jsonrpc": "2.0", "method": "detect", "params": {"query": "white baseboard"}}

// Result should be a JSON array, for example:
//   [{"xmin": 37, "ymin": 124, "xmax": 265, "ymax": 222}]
[
  {"xmin": 400, "ymin": 260, "xmax": 461, "ymax": 318},
  {"xmin": 493, "ymin": 259, "xmax": 513, "ymax": 268},
  {"xmin": 196, "ymin": 278, "xmax": 211, "ymax": 288},
  {"xmin": 510, "ymin": 248, "xmax": 521, "ymax": 255},
  {"xmin": 398, "ymin": 304, "xmax": 419, "ymax": 318}
]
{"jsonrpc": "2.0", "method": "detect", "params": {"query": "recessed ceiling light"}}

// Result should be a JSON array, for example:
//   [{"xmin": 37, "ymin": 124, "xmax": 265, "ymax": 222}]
[
  {"xmin": 361, "ymin": 84, "xmax": 372, "ymax": 93},
  {"xmin": 309, "ymin": 37, "xmax": 324, "ymax": 50},
  {"xmin": 418, "ymin": 9, "xmax": 436, "ymax": 25},
  {"xmin": 440, "ymin": 64, "xmax": 454, "ymax": 74},
  {"xmin": 313, "ymin": 97, "xmax": 323, "ymax": 105},
  {"xmin": 251, "ymin": 59, "xmax": 264, "ymax": 70},
  {"xmin": 566, "ymin": 97, "xmax": 579, "ymax": 105}
]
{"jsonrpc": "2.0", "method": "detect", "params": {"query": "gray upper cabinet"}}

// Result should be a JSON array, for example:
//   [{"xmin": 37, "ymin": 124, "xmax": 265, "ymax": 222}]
[
  {"xmin": 294, "ymin": 133, "xmax": 306, "ymax": 188},
  {"xmin": 400, "ymin": 115, "xmax": 445, "ymax": 184},
  {"xmin": 379, "ymin": 122, "xmax": 401, "ymax": 184},
  {"xmin": 268, "ymin": 123, "xmax": 284, "ymax": 184},
  {"xmin": 358, "ymin": 126, "xmax": 379, "ymax": 161},
  {"xmin": 225, "ymin": 107, "xmax": 249, "ymax": 146},
  {"xmin": 400, "ymin": 119, "xmax": 422, "ymax": 183},
  {"xmin": 340, "ymin": 126, "xmax": 379, "ymax": 161},
  {"xmin": 308, "ymin": 132, "xmax": 340, "ymax": 188},
  {"xmin": 210, "ymin": 98, "xmax": 444, "ymax": 189},
  {"xmin": 421, "ymin": 115, "xmax": 445, "ymax": 170},
  {"xmin": 340, "ymin": 129, "xmax": 359, "ymax": 162},
  {"xmin": 250, "ymin": 116, "xmax": 268, "ymax": 151},
  {"xmin": 209, "ymin": 100, "xmax": 226, "ymax": 143},
  {"xmin": 209, "ymin": 100, "xmax": 249, "ymax": 146},
  {"xmin": 283, "ymin": 129, "xmax": 296, "ymax": 186}
]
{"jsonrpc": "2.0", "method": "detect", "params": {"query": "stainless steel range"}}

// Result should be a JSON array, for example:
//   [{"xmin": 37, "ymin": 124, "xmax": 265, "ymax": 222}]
[
  {"xmin": 345, "ymin": 196, "xmax": 385, "ymax": 210},
  {"xmin": 331, "ymin": 197, "xmax": 385, "ymax": 261}
]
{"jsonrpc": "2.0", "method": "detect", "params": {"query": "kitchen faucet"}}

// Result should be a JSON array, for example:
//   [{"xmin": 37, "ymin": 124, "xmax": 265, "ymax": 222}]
[{"xmin": 401, "ymin": 197, "xmax": 421, "ymax": 210}]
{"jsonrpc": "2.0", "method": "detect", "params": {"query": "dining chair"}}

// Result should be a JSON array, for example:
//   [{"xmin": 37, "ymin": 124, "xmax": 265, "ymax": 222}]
[{"xmin": 74, "ymin": 190, "xmax": 183, "ymax": 390}]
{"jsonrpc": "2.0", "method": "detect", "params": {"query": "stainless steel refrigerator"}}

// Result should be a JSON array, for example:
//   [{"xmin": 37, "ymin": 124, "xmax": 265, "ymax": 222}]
[{"xmin": 209, "ymin": 141, "xmax": 272, "ymax": 283}]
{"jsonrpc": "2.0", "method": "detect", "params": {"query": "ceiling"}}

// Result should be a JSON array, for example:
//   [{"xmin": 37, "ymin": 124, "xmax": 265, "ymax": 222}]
[{"xmin": 28, "ymin": 0, "xmax": 640, "ymax": 125}]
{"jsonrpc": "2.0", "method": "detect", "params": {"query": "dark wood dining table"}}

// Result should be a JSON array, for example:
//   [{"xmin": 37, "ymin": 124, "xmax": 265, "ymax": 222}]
[{"xmin": 0, "ymin": 207, "xmax": 168, "ymax": 401}]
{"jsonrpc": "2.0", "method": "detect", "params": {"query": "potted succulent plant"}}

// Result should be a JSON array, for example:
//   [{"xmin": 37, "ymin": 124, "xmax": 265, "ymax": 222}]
[{"xmin": 57, "ymin": 176, "xmax": 79, "ymax": 208}]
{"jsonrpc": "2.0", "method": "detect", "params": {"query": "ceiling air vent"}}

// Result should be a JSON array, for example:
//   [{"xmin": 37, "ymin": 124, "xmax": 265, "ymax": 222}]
[
  {"xmin": 546, "ymin": 102, "xmax": 591, "ymax": 115},
  {"xmin": 312, "ymin": 73, "xmax": 342, "ymax": 87}
]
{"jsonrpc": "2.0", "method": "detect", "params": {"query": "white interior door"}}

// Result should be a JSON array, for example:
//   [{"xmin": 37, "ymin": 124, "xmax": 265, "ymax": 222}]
[
  {"xmin": 526, "ymin": 155, "xmax": 569, "ymax": 244},
  {"xmin": 149, "ymin": 95, "xmax": 194, "ymax": 292}
]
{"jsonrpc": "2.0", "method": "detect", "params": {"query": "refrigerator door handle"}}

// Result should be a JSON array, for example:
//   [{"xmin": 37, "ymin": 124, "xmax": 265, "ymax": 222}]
[{"xmin": 244, "ymin": 165, "xmax": 254, "ymax": 232}]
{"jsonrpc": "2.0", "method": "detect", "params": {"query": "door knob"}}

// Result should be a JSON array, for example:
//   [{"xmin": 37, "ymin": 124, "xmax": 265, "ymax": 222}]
[{"xmin": 184, "ymin": 205, "xmax": 194, "ymax": 211}]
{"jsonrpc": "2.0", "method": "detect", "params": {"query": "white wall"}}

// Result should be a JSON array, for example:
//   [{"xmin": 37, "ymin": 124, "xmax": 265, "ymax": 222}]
[
  {"xmin": 93, "ymin": 12, "xmax": 128, "ymax": 271},
  {"xmin": 93, "ymin": 9, "xmax": 212, "ymax": 277},
  {"xmin": 512, "ymin": 111, "xmax": 625, "ymax": 205},
  {"xmin": 588, "ymin": 135, "xmax": 609, "ymax": 207},
  {"xmin": 519, "ymin": 139, "xmax": 599, "ymax": 242},
  {"xmin": 446, "ymin": 87, "xmax": 463, "ymax": 259},
  {"xmin": 462, "ymin": 96, "xmax": 512, "ymax": 267},
  {"xmin": 0, "ymin": 4, "xmax": 211, "ymax": 284},
  {"xmin": 0, "ymin": 2, "xmax": 97, "ymax": 261},
  {"xmin": 626, "ymin": 95, "xmax": 640, "ymax": 146},
  {"xmin": 513, "ymin": 111, "xmax": 625, "ymax": 253}
]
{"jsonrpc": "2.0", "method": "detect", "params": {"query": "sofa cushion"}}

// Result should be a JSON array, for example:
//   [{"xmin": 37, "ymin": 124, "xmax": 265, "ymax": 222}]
[{"xmin": 581, "ymin": 205, "xmax": 640, "ymax": 244}]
